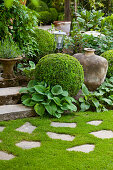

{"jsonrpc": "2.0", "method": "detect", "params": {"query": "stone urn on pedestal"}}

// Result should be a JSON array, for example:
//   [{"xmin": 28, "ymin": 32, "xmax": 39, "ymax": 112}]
[{"xmin": 73, "ymin": 48, "xmax": 108, "ymax": 91}]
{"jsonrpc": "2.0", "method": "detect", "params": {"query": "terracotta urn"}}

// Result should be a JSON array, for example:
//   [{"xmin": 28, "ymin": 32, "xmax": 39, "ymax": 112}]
[
  {"xmin": 73, "ymin": 48, "xmax": 108, "ymax": 91},
  {"xmin": 0, "ymin": 56, "xmax": 22, "ymax": 79}
]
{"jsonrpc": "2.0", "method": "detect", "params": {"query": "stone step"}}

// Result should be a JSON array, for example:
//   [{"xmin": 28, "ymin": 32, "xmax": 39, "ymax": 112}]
[
  {"xmin": 0, "ymin": 104, "xmax": 36, "ymax": 121},
  {"xmin": 0, "ymin": 87, "xmax": 22, "ymax": 105}
]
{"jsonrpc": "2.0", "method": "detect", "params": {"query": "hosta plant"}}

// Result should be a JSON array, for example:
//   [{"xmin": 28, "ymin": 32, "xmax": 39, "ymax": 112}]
[
  {"xmin": 19, "ymin": 80, "xmax": 77, "ymax": 118},
  {"xmin": 79, "ymin": 78, "xmax": 113, "ymax": 112}
]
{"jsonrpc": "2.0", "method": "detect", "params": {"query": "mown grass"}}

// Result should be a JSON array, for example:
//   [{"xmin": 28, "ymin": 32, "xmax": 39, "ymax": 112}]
[{"xmin": 0, "ymin": 111, "xmax": 113, "ymax": 170}]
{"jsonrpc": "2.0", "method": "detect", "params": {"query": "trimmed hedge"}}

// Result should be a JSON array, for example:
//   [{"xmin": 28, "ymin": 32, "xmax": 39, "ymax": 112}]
[
  {"xmin": 35, "ymin": 53, "xmax": 84, "ymax": 96},
  {"xmin": 101, "ymin": 50, "xmax": 113, "ymax": 77},
  {"xmin": 38, "ymin": 11, "xmax": 51, "ymax": 24},
  {"xmin": 33, "ymin": 28, "xmax": 56, "ymax": 59},
  {"xmin": 49, "ymin": 8, "xmax": 58, "ymax": 22},
  {"xmin": 27, "ymin": 0, "xmax": 48, "ymax": 12}
]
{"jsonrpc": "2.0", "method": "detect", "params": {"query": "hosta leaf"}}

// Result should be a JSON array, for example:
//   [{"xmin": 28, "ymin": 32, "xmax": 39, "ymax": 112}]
[
  {"xmin": 34, "ymin": 85, "xmax": 46, "ymax": 94},
  {"xmin": 57, "ymin": 108, "xmax": 64, "ymax": 114},
  {"xmin": 54, "ymin": 113, "xmax": 61, "ymax": 118},
  {"xmin": 79, "ymin": 97, "xmax": 84, "ymax": 102},
  {"xmin": 19, "ymin": 87, "xmax": 28, "ymax": 93},
  {"xmin": 45, "ymin": 102, "xmax": 57, "ymax": 115},
  {"xmin": 29, "ymin": 61, "xmax": 35, "ymax": 69},
  {"xmin": 42, "ymin": 99, "xmax": 51, "ymax": 105},
  {"xmin": 92, "ymin": 98, "xmax": 100, "ymax": 108},
  {"xmin": 28, "ymin": 87, "xmax": 36, "ymax": 93},
  {"xmin": 102, "ymin": 98, "xmax": 113, "ymax": 105},
  {"xmin": 53, "ymin": 97, "xmax": 62, "ymax": 106},
  {"xmin": 51, "ymin": 85, "xmax": 63, "ymax": 95},
  {"xmin": 109, "ymin": 95, "xmax": 113, "ymax": 100},
  {"xmin": 61, "ymin": 103, "xmax": 69, "ymax": 110},
  {"xmin": 34, "ymin": 104, "xmax": 45, "ymax": 116},
  {"xmin": 27, "ymin": 80, "xmax": 37, "ymax": 88},
  {"xmin": 22, "ymin": 98, "xmax": 36, "ymax": 107},
  {"xmin": 82, "ymin": 84, "xmax": 89, "ymax": 95},
  {"xmin": 61, "ymin": 91, "xmax": 68, "ymax": 96},
  {"xmin": 67, "ymin": 103, "xmax": 77, "ymax": 112},
  {"xmin": 61, "ymin": 96, "xmax": 77, "ymax": 104},
  {"xmin": 32, "ymin": 94, "xmax": 44, "ymax": 102},
  {"xmin": 80, "ymin": 103, "xmax": 90, "ymax": 112},
  {"xmin": 21, "ymin": 94, "xmax": 31, "ymax": 102},
  {"xmin": 47, "ymin": 92, "xmax": 53, "ymax": 99}
]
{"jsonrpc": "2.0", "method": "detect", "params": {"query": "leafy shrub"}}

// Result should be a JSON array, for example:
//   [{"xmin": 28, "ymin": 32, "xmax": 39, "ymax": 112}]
[
  {"xmin": 78, "ymin": 77, "xmax": 113, "ymax": 112},
  {"xmin": 33, "ymin": 28, "xmax": 56, "ymax": 59},
  {"xmin": 20, "ymin": 80, "xmax": 77, "ymax": 118},
  {"xmin": 101, "ymin": 50, "xmax": 113, "ymax": 77},
  {"xmin": 27, "ymin": 0, "xmax": 48, "ymax": 12},
  {"xmin": 49, "ymin": 8, "xmax": 58, "ymax": 22},
  {"xmin": 38, "ymin": 11, "xmax": 51, "ymax": 24},
  {"xmin": 35, "ymin": 53, "xmax": 84, "ymax": 96}
]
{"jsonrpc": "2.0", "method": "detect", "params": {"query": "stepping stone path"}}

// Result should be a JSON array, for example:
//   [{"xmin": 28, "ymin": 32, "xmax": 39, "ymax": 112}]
[
  {"xmin": 16, "ymin": 141, "xmax": 41, "ymax": 149},
  {"xmin": 90, "ymin": 130, "xmax": 113, "ymax": 139},
  {"xmin": 67, "ymin": 144, "xmax": 95, "ymax": 153},
  {"xmin": 47, "ymin": 132, "xmax": 75, "ymax": 141},
  {"xmin": 16, "ymin": 122, "xmax": 37, "ymax": 134},
  {"xmin": 0, "ymin": 126, "xmax": 5, "ymax": 132},
  {"xmin": 0, "ymin": 151, "xmax": 15, "ymax": 160},
  {"xmin": 87, "ymin": 120, "xmax": 102, "ymax": 126},
  {"xmin": 0, "ymin": 140, "xmax": 2, "ymax": 143},
  {"xmin": 51, "ymin": 122, "xmax": 76, "ymax": 128}
]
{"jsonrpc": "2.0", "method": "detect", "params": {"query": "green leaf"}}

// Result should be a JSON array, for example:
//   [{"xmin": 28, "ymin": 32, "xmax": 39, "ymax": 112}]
[
  {"xmin": 109, "ymin": 95, "xmax": 113, "ymax": 100},
  {"xmin": 102, "ymin": 98, "xmax": 113, "ymax": 105},
  {"xmin": 61, "ymin": 103, "xmax": 69, "ymax": 111},
  {"xmin": 22, "ymin": 98, "xmax": 36, "ymax": 107},
  {"xmin": 61, "ymin": 96, "xmax": 77, "ymax": 104},
  {"xmin": 32, "ymin": 94, "xmax": 44, "ymax": 102},
  {"xmin": 29, "ymin": 61, "xmax": 35, "ymax": 69},
  {"xmin": 92, "ymin": 98, "xmax": 100, "ymax": 108},
  {"xmin": 34, "ymin": 85, "xmax": 46, "ymax": 94},
  {"xmin": 80, "ymin": 103, "xmax": 90, "ymax": 112},
  {"xmin": 46, "ymin": 92, "xmax": 54, "ymax": 99},
  {"xmin": 28, "ymin": 87, "xmax": 36, "ymax": 93},
  {"xmin": 54, "ymin": 113, "xmax": 61, "ymax": 118},
  {"xmin": 61, "ymin": 91, "xmax": 68, "ymax": 96},
  {"xmin": 19, "ymin": 87, "xmax": 28, "ymax": 93},
  {"xmin": 82, "ymin": 84, "xmax": 89, "ymax": 95},
  {"xmin": 21, "ymin": 94, "xmax": 31, "ymax": 102},
  {"xmin": 27, "ymin": 80, "xmax": 38, "ymax": 88},
  {"xmin": 45, "ymin": 102, "xmax": 57, "ymax": 115},
  {"xmin": 53, "ymin": 97, "xmax": 62, "ymax": 106},
  {"xmin": 34, "ymin": 104, "xmax": 45, "ymax": 116},
  {"xmin": 67, "ymin": 103, "xmax": 77, "ymax": 112},
  {"xmin": 42, "ymin": 99, "xmax": 51, "ymax": 105},
  {"xmin": 51, "ymin": 85, "xmax": 63, "ymax": 95},
  {"xmin": 57, "ymin": 108, "xmax": 64, "ymax": 114},
  {"xmin": 79, "ymin": 97, "xmax": 84, "ymax": 102}
]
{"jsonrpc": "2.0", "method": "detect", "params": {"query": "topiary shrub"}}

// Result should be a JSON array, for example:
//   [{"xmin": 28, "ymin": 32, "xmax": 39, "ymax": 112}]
[
  {"xmin": 38, "ymin": 11, "xmax": 51, "ymax": 24},
  {"xmin": 35, "ymin": 53, "xmax": 84, "ymax": 96},
  {"xmin": 33, "ymin": 28, "xmax": 56, "ymax": 59},
  {"xmin": 27, "ymin": 0, "xmax": 48, "ymax": 12},
  {"xmin": 49, "ymin": 8, "xmax": 58, "ymax": 22},
  {"xmin": 101, "ymin": 50, "xmax": 113, "ymax": 77}
]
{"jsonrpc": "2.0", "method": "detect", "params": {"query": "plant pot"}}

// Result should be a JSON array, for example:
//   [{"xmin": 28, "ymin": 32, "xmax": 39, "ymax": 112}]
[
  {"xmin": 53, "ymin": 21, "xmax": 71, "ymax": 35},
  {"xmin": 0, "ymin": 56, "xmax": 22, "ymax": 79},
  {"xmin": 73, "ymin": 48, "xmax": 108, "ymax": 91}
]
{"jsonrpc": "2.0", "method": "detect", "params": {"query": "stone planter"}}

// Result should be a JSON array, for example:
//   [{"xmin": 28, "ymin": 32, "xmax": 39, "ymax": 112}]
[
  {"xmin": 73, "ymin": 48, "xmax": 108, "ymax": 91},
  {"xmin": 53, "ymin": 21, "xmax": 71, "ymax": 35},
  {"xmin": 0, "ymin": 56, "xmax": 22, "ymax": 79}
]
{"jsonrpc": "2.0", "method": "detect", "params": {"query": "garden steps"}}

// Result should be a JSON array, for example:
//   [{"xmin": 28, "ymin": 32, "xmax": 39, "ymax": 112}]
[
  {"xmin": 0, "ymin": 86, "xmax": 22, "ymax": 105},
  {"xmin": 0, "ymin": 104, "xmax": 35, "ymax": 121}
]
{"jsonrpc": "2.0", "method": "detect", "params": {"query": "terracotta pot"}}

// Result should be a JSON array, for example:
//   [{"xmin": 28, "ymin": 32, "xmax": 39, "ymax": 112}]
[
  {"xmin": 0, "ymin": 56, "xmax": 22, "ymax": 79},
  {"xmin": 53, "ymin": 21, "xmax": 71, "ymax": 35},
  {"xmin": 73, "ymin": 48, "xmax": 108, "ymax": 91}
]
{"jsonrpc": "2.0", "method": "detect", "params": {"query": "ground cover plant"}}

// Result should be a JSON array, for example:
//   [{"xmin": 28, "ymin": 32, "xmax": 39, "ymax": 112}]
[{"xmin": 1, "ymin": 111, "xmax": 113, "ymax": 169}]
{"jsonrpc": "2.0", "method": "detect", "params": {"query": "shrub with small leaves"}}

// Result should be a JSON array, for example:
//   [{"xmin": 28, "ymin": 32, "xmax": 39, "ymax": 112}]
[{"xmin": 20, "ymin": 80, "xmax": 77, "ymax": 118}]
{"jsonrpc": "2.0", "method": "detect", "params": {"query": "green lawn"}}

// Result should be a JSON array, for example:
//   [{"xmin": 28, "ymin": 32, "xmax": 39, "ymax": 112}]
[{"xmin": 1, "ymin": 111, "xmax": 113, "ymax": 170}]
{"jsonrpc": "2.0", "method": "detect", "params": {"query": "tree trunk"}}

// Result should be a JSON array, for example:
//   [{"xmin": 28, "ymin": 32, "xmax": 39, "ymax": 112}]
[{"xmin": 64, "ymin": 0, "xmax": 71, "ymax": 21}]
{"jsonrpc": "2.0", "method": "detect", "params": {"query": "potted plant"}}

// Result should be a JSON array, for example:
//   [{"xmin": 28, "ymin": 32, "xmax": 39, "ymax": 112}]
[{"xmin": 0, "ymin": 39, "xmax": 22, "ymax": 79}]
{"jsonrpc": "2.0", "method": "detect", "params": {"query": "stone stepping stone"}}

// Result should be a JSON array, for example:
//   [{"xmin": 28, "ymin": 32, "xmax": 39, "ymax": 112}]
[
  {"xmin": 67, "ymin": 144, "xmax": 95, "ymax": 153},
  {"xmin": 90, "ymin": 130, "xmax": 113, "ymax": 139},
  {"xmin": 0, "ymin": 104, "xmax": 35, "ymax": 121},
  {"xmin": 0, "ymin": 126, "xmax": 5, "ymax": 132},
  {"xmin": 0, "ymin": 87, "xmax": 22, "ymax": 105},
  {"xmin": 0, "ymin": 151, "xmax": 15, "ymax": 160},
  {"xmin": 47, "ymin": 132, "xmax": 75, "ymax": 141},
  {"xmin": 87, "ymin": 120, "xmax": 102, "ymax": 126},
  {"xmin": 0, "ymin": 140, "xmax": 2, "ymax": 143},
  {"xmin": 51, "ymin": 122, "xmax": 76, "ymax": 128},
  {"xmin": 16, "ymin": 122, "xmax": 36, "ymax": 134},
  {"xmin": 16, "ymin": 141, "xmax": 41, "ymax": 149}
]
